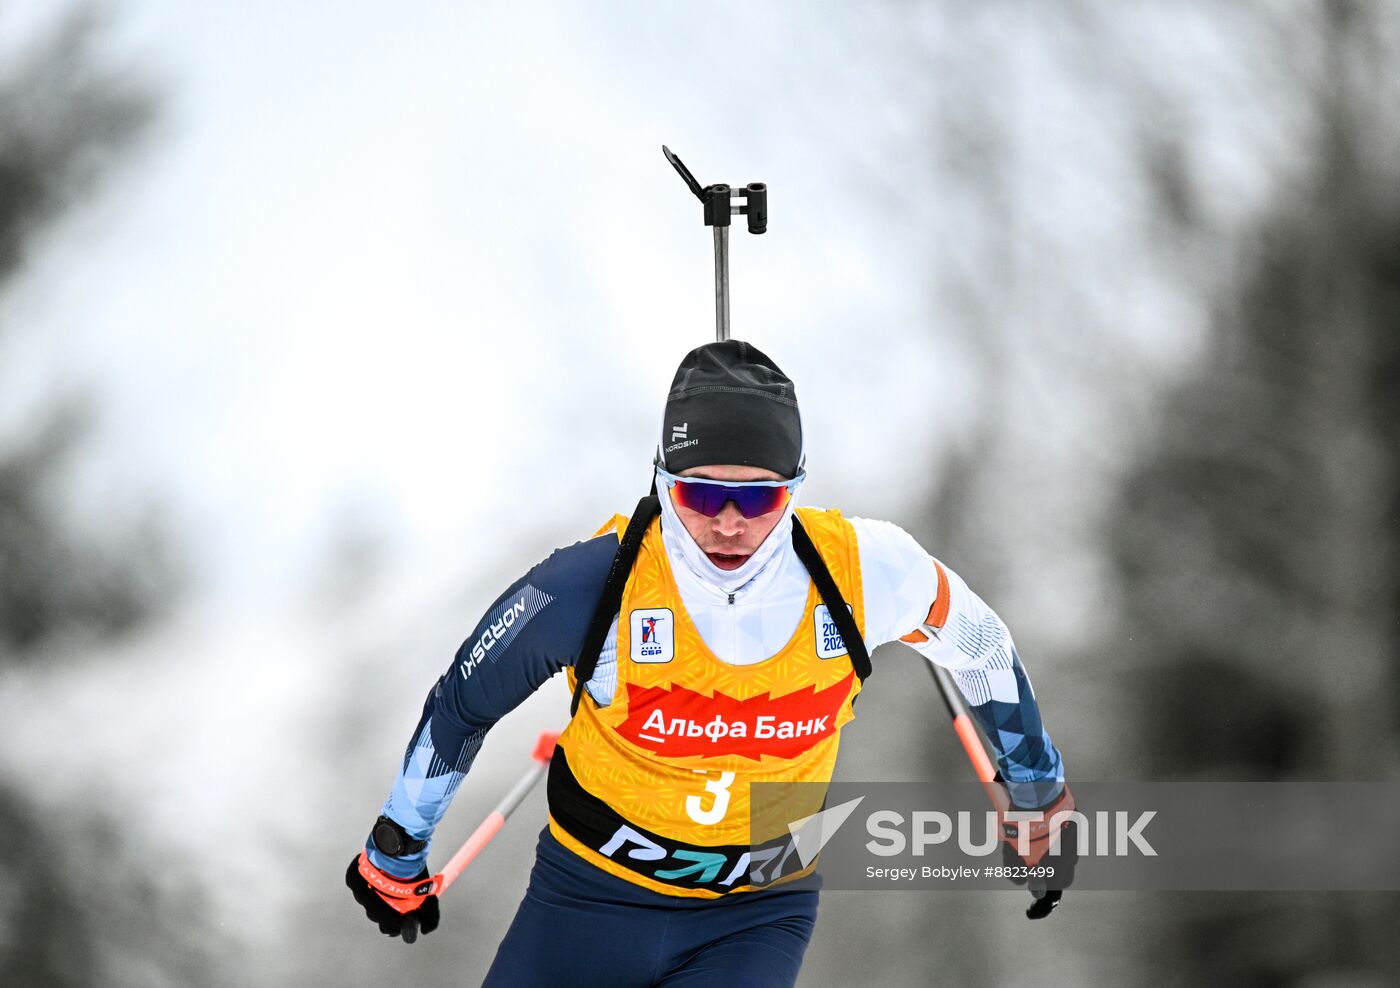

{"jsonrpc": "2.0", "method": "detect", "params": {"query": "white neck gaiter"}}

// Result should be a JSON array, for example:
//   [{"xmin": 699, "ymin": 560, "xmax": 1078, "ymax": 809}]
[{"xmin": 656, "ymin": 471, "xmax": 800, "ymax": 598}]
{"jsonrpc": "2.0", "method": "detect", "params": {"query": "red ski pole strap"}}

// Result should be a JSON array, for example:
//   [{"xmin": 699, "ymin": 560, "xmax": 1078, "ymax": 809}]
[
  {"xmin": 356, "ymin": 851, "xmax": 440, "ymax": 913},
  {"xmin": 996, "ymin": 785, "xmax": 1076, "ymax": 866}
]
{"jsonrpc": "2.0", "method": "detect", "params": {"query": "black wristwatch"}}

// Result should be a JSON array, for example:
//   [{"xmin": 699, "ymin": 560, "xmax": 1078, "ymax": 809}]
[{"xmin": 370, "ymin": 815, "xmax": 428, "ymax": 858}]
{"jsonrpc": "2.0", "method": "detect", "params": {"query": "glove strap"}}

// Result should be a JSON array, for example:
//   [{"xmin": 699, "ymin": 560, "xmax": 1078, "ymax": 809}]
[
  {"xmin": 997, "ymin": 785, "xmax": 1076, "ymax": 865},
  {"xmin": 356, "ymin": 851, "xmax": 437, "ymax": 914}
]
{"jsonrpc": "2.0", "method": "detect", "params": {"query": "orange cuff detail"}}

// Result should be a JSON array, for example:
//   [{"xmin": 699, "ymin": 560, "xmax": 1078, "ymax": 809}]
[
  {"xmin": 358, "ymin": 851, "xmax": 432, "ymax": 913},
  {"xmin": 899, "ymin": 560, "xmax": 952, "ymax": 643}
]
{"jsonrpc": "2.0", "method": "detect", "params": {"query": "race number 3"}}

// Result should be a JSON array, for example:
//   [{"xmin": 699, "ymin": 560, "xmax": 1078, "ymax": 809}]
[{"xmin": 685, "ymin": 770, "xmax": 736, "ymax": 825}]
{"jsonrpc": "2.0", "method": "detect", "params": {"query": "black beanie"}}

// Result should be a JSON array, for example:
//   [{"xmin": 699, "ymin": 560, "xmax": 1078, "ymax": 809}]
[{"xmin": 660, "ymin": 340, "xmax": 803, "ymax": 477}]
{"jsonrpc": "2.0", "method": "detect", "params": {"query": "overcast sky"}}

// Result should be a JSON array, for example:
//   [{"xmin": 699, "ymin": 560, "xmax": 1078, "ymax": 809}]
[{"xmin": 5, "ymin": 2, "xmax": 955, "ymax": 620}]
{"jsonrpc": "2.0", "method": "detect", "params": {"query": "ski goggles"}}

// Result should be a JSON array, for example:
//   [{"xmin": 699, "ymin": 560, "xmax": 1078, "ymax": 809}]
[{"xmin": 656, "ymin": 465, "xmax": 804, "ymax": 519}]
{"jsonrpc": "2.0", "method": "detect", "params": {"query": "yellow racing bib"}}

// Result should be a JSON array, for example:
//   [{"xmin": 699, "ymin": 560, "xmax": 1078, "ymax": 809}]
[{"xmin": 547, "ymin": 506, "xmax": 865, "ymax": 898}]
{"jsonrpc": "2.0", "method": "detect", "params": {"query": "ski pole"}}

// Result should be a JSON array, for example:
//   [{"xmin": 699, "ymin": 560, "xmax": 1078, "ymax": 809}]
[
  {"xmin": 662, "ymin": 145, "xmax": 767, "ymax": 342},
  {"xmin": 400, "ymin": 729, "xmax": 559, "ymax": 943},
  {"xmin": 925, "ymin": 662, "xmax": 1008, "ymax": 810},
  {"xmin": 926, "ymin": 662, "xmax": 1063, "ymax": 918}
]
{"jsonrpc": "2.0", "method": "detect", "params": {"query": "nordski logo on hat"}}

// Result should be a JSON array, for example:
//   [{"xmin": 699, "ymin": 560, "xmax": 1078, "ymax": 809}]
[
  {"xmin": 666, "ymin": 422, "xmax": 699, "ymax": 455},
  {"xmin": 630, "ymin": 609, "xmax": 674, "ymax": 663}
]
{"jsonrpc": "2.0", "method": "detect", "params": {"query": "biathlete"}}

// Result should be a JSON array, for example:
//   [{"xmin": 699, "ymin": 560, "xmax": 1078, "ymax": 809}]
[{"xmin": 347, "ymin": 340, "xmax": 1074, "ymax": 987}]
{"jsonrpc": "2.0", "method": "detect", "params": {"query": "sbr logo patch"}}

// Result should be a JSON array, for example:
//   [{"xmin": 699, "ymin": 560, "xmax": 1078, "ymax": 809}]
[
  {"xmin": 813, "ymin": 604, "xmax": 851, "ymax": 659},
  {"xmin": 630, "ymin": 608, "xmax": 675, "ymax": 663}
]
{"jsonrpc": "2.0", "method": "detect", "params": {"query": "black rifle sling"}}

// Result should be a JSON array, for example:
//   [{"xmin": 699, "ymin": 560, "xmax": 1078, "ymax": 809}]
[
  {"xmin": 790, "ymin": 515, "xmax": 873, "ymax": 684},
  {"xmin": 571, "ymin": 495, "xmax": 660, "ymax": 716}
]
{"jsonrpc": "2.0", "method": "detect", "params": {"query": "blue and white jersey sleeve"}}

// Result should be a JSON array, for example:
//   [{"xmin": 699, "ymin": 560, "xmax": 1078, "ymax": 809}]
[
  {"xmin": 366, "ymin": 533, "xmax": 616, "ymax": 878},
  {"xmin": 852, "ymin": 518, "xmax": 1067, "ymax": 809}
]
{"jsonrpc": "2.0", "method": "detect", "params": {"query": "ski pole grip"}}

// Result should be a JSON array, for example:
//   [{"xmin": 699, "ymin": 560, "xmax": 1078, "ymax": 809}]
[
  {"xmin": 532, "ymin": 731, "xmax": 561, "ymax": 763},
  {"xmin": 745, "ymin": 183, "xmax": 767, "ymax": 234}
]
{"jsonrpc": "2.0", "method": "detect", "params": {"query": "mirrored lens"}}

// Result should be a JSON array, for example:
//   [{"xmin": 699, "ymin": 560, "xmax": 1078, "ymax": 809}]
[{"xmin": 670, "ymin": 479, "xmax": 791, "ymax": 519}]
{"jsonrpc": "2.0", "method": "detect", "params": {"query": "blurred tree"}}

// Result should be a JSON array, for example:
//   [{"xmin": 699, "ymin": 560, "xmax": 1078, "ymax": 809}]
[
  {"xmin": 1107, "ymin": 0, "xmax": 1400, "ymax": 981},
  {"xmin": 0, "ymin": 781, "xmax": 102, "ymax": 987},
  {"xmin": 0, "ymin": 8, "xmax": 209, "ymax": 987},
  {"xmin": 0, "ymin": 781, "xmax": 215, "ymax": 988},
  {"xmin": 0, "ymin": 8, "xmax": 170, "ymax": 654},
  {"xmin": 819, "ymin": 1, "xmax": 1400, "ymax": 986}
]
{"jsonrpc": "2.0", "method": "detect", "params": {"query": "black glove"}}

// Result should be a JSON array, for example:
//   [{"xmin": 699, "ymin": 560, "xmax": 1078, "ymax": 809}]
[
  {"xmin": 346, "ymin": 852, "xmax": 441, "ymax": 942},
  {"xmin": 995, "ymin": 781, "xmax": 1078, "ymax": 920},
  {"xmin": 999, "ymin": 816, "xmax": 1078, "ymax": 918}
]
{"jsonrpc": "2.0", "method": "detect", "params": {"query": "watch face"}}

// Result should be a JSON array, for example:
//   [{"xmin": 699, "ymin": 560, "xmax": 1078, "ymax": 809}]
[{"xmin": 373, "ymin": 821, "xmax": 403, "ymax": 856}]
